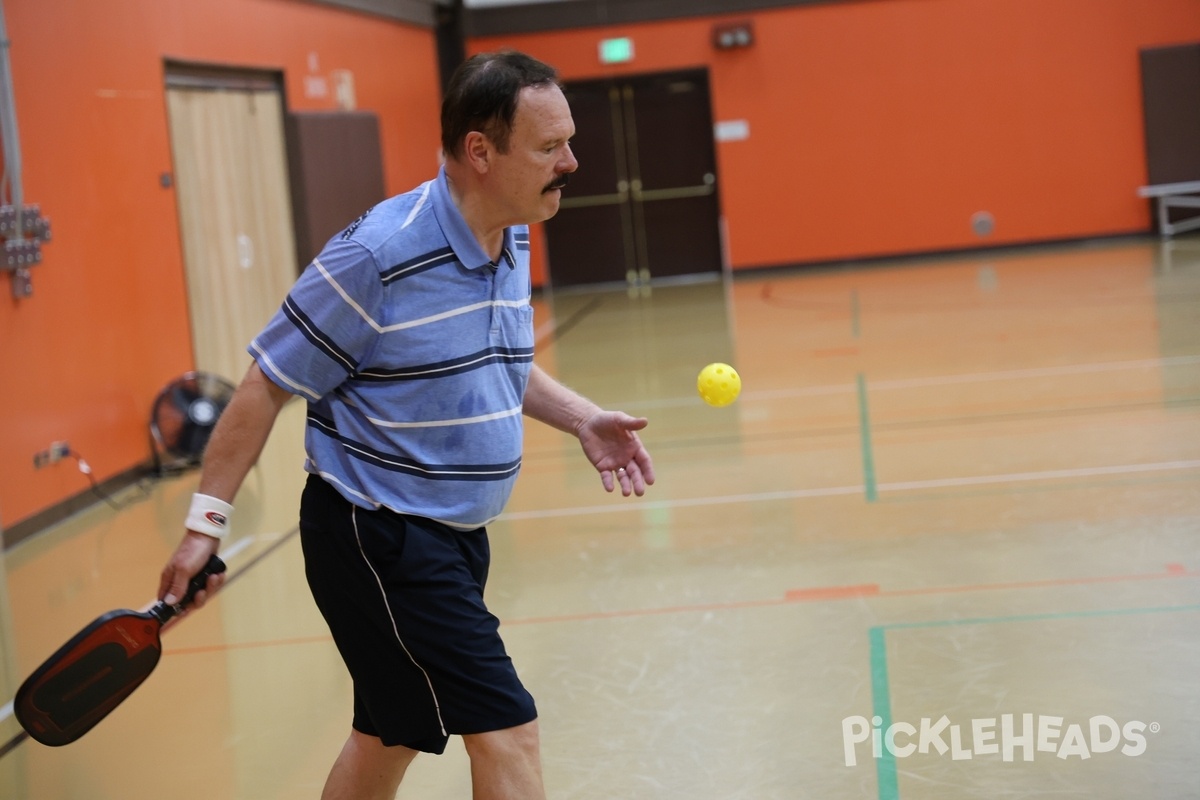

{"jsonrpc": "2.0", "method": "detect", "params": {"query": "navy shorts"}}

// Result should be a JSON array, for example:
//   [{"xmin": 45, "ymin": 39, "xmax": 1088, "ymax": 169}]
[{"xmin": 298, "ymin": 474, "xmax": 537, "ymax": 754}]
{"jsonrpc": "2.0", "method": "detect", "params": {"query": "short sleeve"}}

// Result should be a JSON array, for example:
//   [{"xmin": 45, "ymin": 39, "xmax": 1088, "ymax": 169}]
[{"xmin": 248, "ymin": 238, "xmax": 384, "ymax": 401}]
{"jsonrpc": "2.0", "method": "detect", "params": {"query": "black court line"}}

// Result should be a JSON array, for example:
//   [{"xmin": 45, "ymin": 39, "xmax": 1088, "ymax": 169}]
[
  {"xmin": 219, "ymin": 525, "xmax": 301, "ymax": 593},
  {"xmin": 0, "ymin": 729, "xmax": 27, "ymax": 759},
  {"xmin": 535, "ymin": 296, "xmax": 606, "ymax": 348}
]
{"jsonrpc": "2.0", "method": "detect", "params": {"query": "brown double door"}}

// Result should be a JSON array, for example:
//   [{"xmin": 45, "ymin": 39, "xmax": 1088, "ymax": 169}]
[{"xmin": 546, "ymin": 69, "xmax": 723, "ymax": 289}]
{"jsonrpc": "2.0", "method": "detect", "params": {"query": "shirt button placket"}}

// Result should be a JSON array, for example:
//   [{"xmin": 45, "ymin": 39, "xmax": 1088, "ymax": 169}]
[{"xmin": 489, "ymin": 263, "xmax": 501, "ymax": 338}]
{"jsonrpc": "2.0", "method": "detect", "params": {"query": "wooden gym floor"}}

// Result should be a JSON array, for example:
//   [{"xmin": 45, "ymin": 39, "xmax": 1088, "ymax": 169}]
[{"xmin": 1, "ymin": 236, "xmax": 1198, "ymax": 799}]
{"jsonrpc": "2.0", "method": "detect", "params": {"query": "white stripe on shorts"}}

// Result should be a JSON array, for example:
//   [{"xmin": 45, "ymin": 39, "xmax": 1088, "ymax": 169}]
[{"xmin": 351, "ymin": 506, "xmax": 447, "ymax": 737}]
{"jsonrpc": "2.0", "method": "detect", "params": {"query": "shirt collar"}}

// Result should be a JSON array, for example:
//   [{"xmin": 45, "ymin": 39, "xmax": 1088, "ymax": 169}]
[{"xmin": 431, "ymin": 166, "xmax": 517, "ymax": 271}]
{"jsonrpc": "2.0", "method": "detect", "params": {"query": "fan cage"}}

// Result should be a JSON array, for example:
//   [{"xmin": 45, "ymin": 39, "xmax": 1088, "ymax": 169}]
[{"xmin": 149, "ymin": 370, "xmax": 236, "ymax": 474}]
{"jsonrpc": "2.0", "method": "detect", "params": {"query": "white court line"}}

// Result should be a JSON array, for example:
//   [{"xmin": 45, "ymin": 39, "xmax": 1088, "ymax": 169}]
[
  {"xmin": 500, "ymin": 485, "xmax": 864, "ymax": 521},
  {"xmin": 0, "ymin": 701, "xmax": 11, "ymax": 724},
  {"xmin": 614, "ymin": 355, "xmax": 1200, "ymax": 410},
  {"xmin": 498, "ymin": 459, "xmax": 1200, "ymax": 522},
  {"xmin": 869, "ymin": 355, "xmax": 1200, "ymax": 392},
  {"xmin": 878, "ymin": 459, "xmax": 1200, "ymax": 492},
  {"xmin": 218, "ymin": 532, "xmax": 290, "ymax": 564},
  {"xmin": 622, "ymin": 382, "xmax": 856, "ymax": 411},
  {"xmin": 219, "ymin": 535, "xmax": 257, "ymax": 562},
  {"xmin": 534, "ymin": 319, "xmax": 557, "ymax": 343}
]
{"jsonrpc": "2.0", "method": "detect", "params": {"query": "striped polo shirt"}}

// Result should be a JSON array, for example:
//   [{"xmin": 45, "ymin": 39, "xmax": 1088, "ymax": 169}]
[{"xmin": 249, "ymin": 166, "xmax": 534, "ymax": 530}]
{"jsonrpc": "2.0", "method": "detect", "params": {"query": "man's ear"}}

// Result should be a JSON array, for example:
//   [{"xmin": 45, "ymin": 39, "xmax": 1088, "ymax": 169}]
[{"xmin": 462, "ymin": 131, "xmax": 492, "ymax": 174}]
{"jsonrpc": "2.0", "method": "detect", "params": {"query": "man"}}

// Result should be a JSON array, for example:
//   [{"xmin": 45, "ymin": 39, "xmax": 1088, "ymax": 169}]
[{"xmin": 158, "ymin": 51, "xmax": 654, "ymax": 799}]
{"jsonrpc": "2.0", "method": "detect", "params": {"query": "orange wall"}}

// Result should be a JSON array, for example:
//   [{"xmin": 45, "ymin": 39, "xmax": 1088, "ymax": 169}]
[
  {"xmin": 4, "ymin": 0, "xmax": 1199, "ymax": 534},
  {"xmin": 0, "ymin": 0, "xmax": 441, "ymax": 531},
  {"xmin": 470, "ymin": 0, "xmax": 1200, "ymax": 274}
]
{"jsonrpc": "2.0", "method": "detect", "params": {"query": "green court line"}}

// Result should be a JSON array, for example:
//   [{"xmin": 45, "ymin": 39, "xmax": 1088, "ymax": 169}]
[
  {"xmin": 856, "ymin": 373, "xmax": 878, "ymax": 502},
  {"xmin": 868, "ymin": 603, "xmax": 1200, "ymax": 800},
  {"xmin": 869, "ymin": 627, "xmax": 898, "ymax": 800}
]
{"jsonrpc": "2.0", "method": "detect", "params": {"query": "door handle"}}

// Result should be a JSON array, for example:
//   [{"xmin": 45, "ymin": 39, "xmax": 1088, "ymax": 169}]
[
  {"xmin": 557, "ymin": 191, "xmax": 630, "ymax": 210},
  {"xmin": 631, "ymin": 184, "xmax": 716, "ymax": 202}
]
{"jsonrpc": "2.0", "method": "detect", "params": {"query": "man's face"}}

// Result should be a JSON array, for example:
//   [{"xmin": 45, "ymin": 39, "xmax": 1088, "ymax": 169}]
[{"xmin": 488, "ymin": 84, "xmax": 578, "ymax": 226}]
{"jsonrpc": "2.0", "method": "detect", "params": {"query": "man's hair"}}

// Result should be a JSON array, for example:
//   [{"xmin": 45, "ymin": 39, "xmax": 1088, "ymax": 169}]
[{"xmin": 441, "ymin": 51, "xmax": 560, "ymax": 159}]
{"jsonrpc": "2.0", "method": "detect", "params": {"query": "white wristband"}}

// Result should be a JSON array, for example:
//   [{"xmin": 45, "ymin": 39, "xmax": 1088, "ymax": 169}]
[{"xmin": 186, "ymin": 493, "xmax": 234, "ymax": 539}]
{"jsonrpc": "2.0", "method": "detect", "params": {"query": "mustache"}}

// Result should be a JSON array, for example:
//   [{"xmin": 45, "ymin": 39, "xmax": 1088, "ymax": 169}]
[{"xmin": 543, "ymin": 173, "xmax": 570, "ymax": 193}]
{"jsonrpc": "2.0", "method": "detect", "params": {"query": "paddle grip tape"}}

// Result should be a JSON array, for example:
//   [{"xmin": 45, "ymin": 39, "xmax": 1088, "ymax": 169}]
[{"xmin": 186, "ymin": 493, "xmax": 234, "ymax": 539}]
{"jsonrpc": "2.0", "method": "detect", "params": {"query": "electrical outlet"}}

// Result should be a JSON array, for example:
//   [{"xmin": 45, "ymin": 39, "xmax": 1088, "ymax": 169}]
[{"xmin": 33, "ymin": 441, "xmax": 70, "ymax": 469}]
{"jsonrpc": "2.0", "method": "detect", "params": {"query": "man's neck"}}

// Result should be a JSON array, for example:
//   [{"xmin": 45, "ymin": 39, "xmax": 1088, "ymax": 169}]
[{"xmin": 444, "ymin": 167, "xmax": 505, "ymax": 262}]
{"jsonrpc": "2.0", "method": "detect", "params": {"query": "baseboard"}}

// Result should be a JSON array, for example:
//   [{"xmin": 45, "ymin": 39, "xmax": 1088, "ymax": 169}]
[
  {"xmin": 2, "ymin": 463, "xmax": 159, "ymax": 550},
  {"xmin": 731, "ymin": 231, "xmax": 1157, "ymax": 279}
]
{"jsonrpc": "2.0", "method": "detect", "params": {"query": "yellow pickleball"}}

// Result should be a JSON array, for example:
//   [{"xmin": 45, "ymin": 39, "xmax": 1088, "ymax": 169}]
[{"xmin": 697, "ymin": 362, "xmax": 742, "ymax": 407}]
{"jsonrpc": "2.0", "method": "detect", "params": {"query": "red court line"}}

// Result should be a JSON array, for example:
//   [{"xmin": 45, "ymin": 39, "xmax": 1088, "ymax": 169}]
[
  {"xmin": 506, "ymin": 566, "xmax": 1199, "ymax": 626},
  {"xmin": 810, "ymin": 346, "xmax": 860, "ymax": 358},
  {"xmin": 785, "ymin": 583, "xmax": 880, "ymax": 601},
  {"xmin": 504, "ymin": 597, "xmax": 795, "ymax": 627},
  {"xmin": 166, "ymin": 634, "xmax": 332, "ymax": 657},
  {"xmin": 879, "ymin": 569, "xmax": 1199, "ymax": 598},
  {"xmin": 164, "ymin": 567, "xmax": 1200, "ymax": 653}
]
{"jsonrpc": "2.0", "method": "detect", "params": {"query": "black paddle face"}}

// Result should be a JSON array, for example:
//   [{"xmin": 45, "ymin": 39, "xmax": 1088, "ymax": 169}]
[{"xmin": 14, "ymin": 555, "xmax": 226, "ymax": 746}]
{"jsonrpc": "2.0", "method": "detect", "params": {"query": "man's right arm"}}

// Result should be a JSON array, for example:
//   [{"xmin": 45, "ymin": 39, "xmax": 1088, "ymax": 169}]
[{"xmin": 157, "ymin": 361, "xmax": 293, "ymax": 605}]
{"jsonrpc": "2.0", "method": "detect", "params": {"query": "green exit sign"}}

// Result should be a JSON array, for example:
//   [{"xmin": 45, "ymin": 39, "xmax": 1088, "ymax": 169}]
[{"xmin": 599, "ymin": 37, "xmax": 634, "ymax": 64}]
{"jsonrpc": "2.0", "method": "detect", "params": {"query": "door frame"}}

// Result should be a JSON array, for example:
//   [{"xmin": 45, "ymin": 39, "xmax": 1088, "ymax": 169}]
[{"xmin": 163, "ymin": 60, "xmax": 298, "ymax": 381}]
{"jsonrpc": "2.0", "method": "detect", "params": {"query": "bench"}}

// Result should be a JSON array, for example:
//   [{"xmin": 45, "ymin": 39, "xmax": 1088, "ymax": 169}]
[{"xmin": 1137, "ymin": 180, "xmax": 1200, "ymax": 237}]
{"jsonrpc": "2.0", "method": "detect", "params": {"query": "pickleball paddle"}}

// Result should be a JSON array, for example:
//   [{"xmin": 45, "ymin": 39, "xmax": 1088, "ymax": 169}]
[{"xmin": 14, "ymin": 555, "xmax": 226, "ymax": 746}]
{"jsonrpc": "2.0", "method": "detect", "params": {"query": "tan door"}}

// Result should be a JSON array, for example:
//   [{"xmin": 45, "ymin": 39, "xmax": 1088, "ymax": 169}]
[{"xmin": 166, "ymin": 76, "xmax": 297, "ymax": 383}]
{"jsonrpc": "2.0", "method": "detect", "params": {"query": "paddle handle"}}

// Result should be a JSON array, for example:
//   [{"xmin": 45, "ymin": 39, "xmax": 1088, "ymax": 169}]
[{"xmin": 150, "ymin": 555, "xmax": 226, "ymax": 623}]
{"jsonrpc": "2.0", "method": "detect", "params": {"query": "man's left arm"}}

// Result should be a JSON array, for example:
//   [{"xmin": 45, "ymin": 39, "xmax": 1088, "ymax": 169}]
[{"xmin": 523, "ymin": 364, "xmax": 655, "ymax": 496}]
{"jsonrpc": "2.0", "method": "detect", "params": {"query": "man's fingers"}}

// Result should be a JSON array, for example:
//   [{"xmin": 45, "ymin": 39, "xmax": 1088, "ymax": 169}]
[
  {"xmin": 624, "ymin": 463, "xmax": 647, "ymax": 497},
  {"xmin": 161, "ymin": 554, "xmax": 225, "ymax": 607},
  {"xmin": 637, "ymin": 452, "xmax": 656, "ymax": 486},
  {"xmin": 160, "ymin": 562, "xmax": 190, "ymax": 605},
  {"xmin": 605, "ymin": 463, "xmax": 651, "ymax": 496},
  {"xmin": 163, "ymin": 573, "xmax": 189, "ymax": 607},
  {"xmin": 619, "ymin": 414, "xmax": 649, "ymax": 431},
  {"xmin": 187, "ymin": 575, "xmax": 224, "ymax": 610},
  {"xmin": 166, "ymin": 570, "xmax": 225, "ymax": 609},
  {"xmin": 158, "ymin": 568, "xmax": 174, "ymax": 604},
  {"xmin": 201, "ymin": 572, "xmax": 227, "ymax": 606},
  {"xmin": 160, "ymin": 531, "xmax": 221, "ymax": 604}
]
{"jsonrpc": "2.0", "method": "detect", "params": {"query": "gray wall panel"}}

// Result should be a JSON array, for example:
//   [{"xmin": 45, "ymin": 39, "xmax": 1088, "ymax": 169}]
[{"xmin": 305, "ymin": 0, "xmax": 438, "ymax": 27}]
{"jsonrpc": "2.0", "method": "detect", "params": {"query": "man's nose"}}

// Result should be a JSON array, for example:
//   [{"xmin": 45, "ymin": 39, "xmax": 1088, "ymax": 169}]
[{"xmin": 560, "ymin": 143, "xmax": 579, "ymax": 173}]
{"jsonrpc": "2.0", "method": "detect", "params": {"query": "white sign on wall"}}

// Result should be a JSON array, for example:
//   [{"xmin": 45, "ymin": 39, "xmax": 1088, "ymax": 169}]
[{"xmin": 715, "ymin": 119, "xmax": 750, "ymax": 142}]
